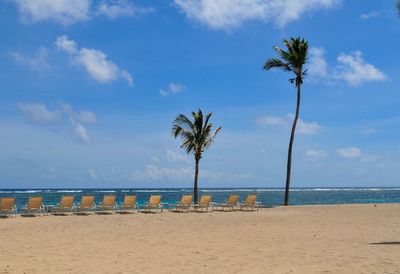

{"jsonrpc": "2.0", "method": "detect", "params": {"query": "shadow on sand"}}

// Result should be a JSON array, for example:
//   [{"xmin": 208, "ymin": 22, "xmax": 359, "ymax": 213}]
[{"xmin": 370, "ymin": 241, "xmax": 400, "ymax": 245}]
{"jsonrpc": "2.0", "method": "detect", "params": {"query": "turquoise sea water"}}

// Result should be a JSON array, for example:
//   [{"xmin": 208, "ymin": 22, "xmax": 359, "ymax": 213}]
[{"xmin": 1, "ymin": 187, "xmax": 400, "ymax": 212}]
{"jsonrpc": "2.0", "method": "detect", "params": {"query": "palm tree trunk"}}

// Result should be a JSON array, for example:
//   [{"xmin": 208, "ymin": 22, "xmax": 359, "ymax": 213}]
[
  {"xmin": 194, "ymin": 157, "xmax": 200, "ymax": 203},
  {"xmin": 284, "ymin": 83, "xmax": 301, "ymax": 206}
]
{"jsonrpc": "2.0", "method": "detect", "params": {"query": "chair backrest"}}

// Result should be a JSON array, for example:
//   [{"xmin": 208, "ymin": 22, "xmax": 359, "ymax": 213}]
[
  {"xmin": 245, "ymin": 195, "xmax": 257, "ymax": 206},
  {"xmin": 60, "ymin": 196, "xmax": 74, "ymax": 209},
  {"xmin": 200, "ymin": 195, "xmax": 212, "ymax": 206},
  {"xmin": 102, "ymin": 195, "xmax": 116, "ymax": 207},
  {"xmin": 0, "ymin": 197, "xmax": 15, "ymax": 210},
  {"xmin": 123, "ymin": 195, "xmax": 137, "ymax": 207},
  {"xmin": 28, "ymin": 197, "xmax": 42, "ymax": 210},
  {"xmin": 80, "ymin": 196, "xmax": 94, "ymax": 209},
  {"xmin": 149, "ymin": 195, "xmax": 161, "ymax": 206},
  {"xmin": 227, "ymin": 195, "xmax": 240, "ymax": 206},
  {"xmin": 180, "ymin": 195, "xmax": 192, "ymax": 206}
]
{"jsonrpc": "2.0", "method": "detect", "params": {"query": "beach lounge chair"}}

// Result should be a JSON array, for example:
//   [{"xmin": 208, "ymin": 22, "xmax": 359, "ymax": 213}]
[
  {"xmin": 170, "ymin": 195, "xmax": 193, "ymax": 213},
  {"xmin": 217, "ymin": 194, "xmax": 240, "ymax": 211},
  {"xmin": 22, "ymin": 197, "xmax": 44, "ymax": 216},
  {"xmin": 142, "ymin": 195, "xmax": 163, "ymax": 213},
  {"xmin": 240, "ymin": 195, "xmax": 261, "ymax": 211},
  {"xmin": 118, "ymin": 195, "xmax": 138, "ymax": 212},
  {"xmin": 0, "ymin": 197, "xmax": 17, "ymax": 217},
  {"xmin": 75, "ymin": 195, "xmax": 96, "ymax": 214},
  {"xmin": 55, "ymin": 196, "xmax": 75, "ymax": 214},
  {"xmin": 97, "ymin": 195, "xmax": 117, "ymax": 213},
  {"xmin": 194, "ymin": 195, "xmax": 213, "ymax": 212}
]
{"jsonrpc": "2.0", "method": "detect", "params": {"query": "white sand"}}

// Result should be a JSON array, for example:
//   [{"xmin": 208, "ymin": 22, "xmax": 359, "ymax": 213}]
[{"xmin": 0, "ymin": 203, "xmax": 399, "ymax": 273}]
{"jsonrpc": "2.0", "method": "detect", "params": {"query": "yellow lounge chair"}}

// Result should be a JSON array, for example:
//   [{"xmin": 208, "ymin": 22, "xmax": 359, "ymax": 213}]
[
  {"xmin": 170, "ymin": 195, "xmax": 193, "ymax": 213},
  {"xmin": 240, "ymin": 195, "xmax": 260, "ymax": 211},
  {"xmin": 118, "ymin": 195, "xmax": 138, "ymax": 212},
  {"xmin": 142, "ymin": 195, "xmax": 163, "ymax": 213},
  {"xmin": 97, "ymin": 195, "xmax": 117, "ymax": 213},
  {"xmin": 76, "ymin": 195, "xmax": 95, "ymax": 214},
  {"xmin": 194, "ymin": 195, "xmax": 213, "ymax": 212},
  {"xmin": 55, "ymin": 196, "xmax": 75, "ymax": 214},
  {"xmin": 0, "ymin": 197, "xmax": 17, "ymax": 217},
  {"xmin": 217, "ymin": 194, "xmax": 240, "ymax": 211},
  {"xmin": 23, "ymin": 197, "xmax": 44, "ymax": 216}
]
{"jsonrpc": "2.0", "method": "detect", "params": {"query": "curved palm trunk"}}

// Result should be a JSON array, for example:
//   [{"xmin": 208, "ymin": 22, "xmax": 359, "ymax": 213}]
[
  {"xmin": 284, "ymin": 83, "xmax": 301, "ymax": 206},
  {"xmin": 193, "ymin": 157, "xmax": 200, "ymax": 203}
]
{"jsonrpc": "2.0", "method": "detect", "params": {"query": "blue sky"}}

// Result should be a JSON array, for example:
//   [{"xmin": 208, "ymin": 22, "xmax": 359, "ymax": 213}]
[{"xmin": 0, "ymin": 0, "xmax": 399, "ymax": 188}]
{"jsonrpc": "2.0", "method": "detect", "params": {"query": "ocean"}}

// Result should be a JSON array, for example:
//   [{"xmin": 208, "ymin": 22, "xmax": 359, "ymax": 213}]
[{"xmin": 1, "ymin": 187, "xmax": 400, "ymax": 211}]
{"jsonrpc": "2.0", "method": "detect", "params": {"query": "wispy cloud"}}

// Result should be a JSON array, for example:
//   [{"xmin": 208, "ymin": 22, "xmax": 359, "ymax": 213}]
[
  {"xmin": 334, "ymin": 52, "xmax": 387, "ymax": 86},
  {"xmin": 174, "ymin": 0, "xmax": 341, "ymax": 30},
  {"xmin": 96, "ymin": 0, "xmax": 155, "ymax": 19},
  {"xmin": 306, "ymin": 149, "xmax": 327, "ymax": 160},
  {"xmin": 55, "ymin": 35, "xmax": 133, "ymax": 86},
  {"xmin": 309, "ymin": 47, "xmax": 387, "ymax": 86},
  {"xmin": 59, "ymin": 102, "xmax": 97, "ymax": 125},
  {"xmin": 17, "ymin": 102, "xmax": 96, "ymax": 144},
  {"xmin": 18, "ymin": 102, "xmax": 61, "ymax": 124},
  {"xmin": 10, "ymin": 47, "xmax": 50, "ymax": 72},
  {"xmin": 160, "ymin": 82, "xmax": 186, "ymax": 96},
  {"xmin": 130, "ymin": 164, "xmax": 257, "ymax": 183},
  {"xmin": 256, "ymin": 114, "xmax": 322, "ymax": 135},
  {"xmin": 12, "ymin": 0, "xmax": 153, "ymax": 26},
  {"xmin": 71, "ymin": 119, "xmax": 91, "ymax": 143},
  {"xmin": 13, "ymin": 0, "xmax": 91, "ymax": 26},
  {"xmin": 360, "ymin": 11, "xmax": 380, "ymax": 20},
  {"xmin": 337, "ymin": 147, "xmax": 362, "ymax": 159},
  {"xmin": 165, "ymin": 149, "xmax": 189, "ymax": 162}
]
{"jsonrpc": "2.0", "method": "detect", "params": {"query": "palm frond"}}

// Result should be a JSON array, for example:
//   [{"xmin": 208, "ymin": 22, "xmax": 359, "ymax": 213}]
[
  {"xmin": 172, "ymin": 109, "xmax": 221, "ymax": 157},
  {"xmin": 397, "ymin": 0, "xmax": 400, "ymax": 16},
  {"xmin": 263, "ymin": 37, "xmax": 309, "ymax": 86},
  {"xmin": 263, "ymin": 58, "xmax": 292, "ymax": 72}
]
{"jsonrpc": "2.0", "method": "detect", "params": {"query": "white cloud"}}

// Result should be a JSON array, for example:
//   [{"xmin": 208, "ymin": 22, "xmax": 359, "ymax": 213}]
[
  {"xmin": 309, "ymin": 48, "xmax": 387, "ymax": 86},
  {"xmin": 334, "ymin": 52, "xmax": 387, "ymax": 86},
  {"xmin": 360, "ymin": 11, "xmax": 380, "ymax": 20},
  {"xmin": 87, "ymin": 169, "xmax": 98, "ymax": 180},
  {"xmin": 174, "ymin": 0, "xmax": 341, "ymax": 30},
  {"xmin": 55, "ymin": 35, "xmax": 78, "ymax": 54},
  {"xmin": 96, "ymin": 0, "xmax": 155, "ymax": 19},
  {"xmin": 130, "ymin": 164, "xmax": 256, "ymax": 183},
  {"xmin": 18, "ymin": 102, "xmax": 96, "ymax": 144},
  {"xmin": 257, "ymin": 114, "xmax": 321, "ymax": 135},
  {"xmin": 306, "ymin": 149, "xmax": 327, "ymax": 159},
  {"xmin": 308, "ymin": 47, "xmax": 328, "ymax": 79},
  {"xmin": 337, "ymin": 147, "xmax": 362, "ymax": 159},
  {"xmin": 55, "ymin": 35, "xmax": 133, "ymax": 86},
  {"xmin": 297, "ymin": 119, "xmax": 322, "ymax": 135},
  {"xmin": 59, "ymin": 102, "xmax": 97, "ymax": 125},
  {"xmin": 13, "ymin": 0, "xmax": 91, "ymax": 26},
  {"xmin": 10, "ymin": 47, "xmax": 50, "ymax": 72},
  {"xmin": 12, "ymin": 0, "xmax": 153, "ymax": 26},
  {"xmin": 18, "ymin": 102, "xmax": 61, "ymax": 124},
  {"xmin": 166, "ymin": 149, "xmax": 189, "ymax": 162},
  {"xmin": 71, "ymin": 119, "xmax": 91, "ymax": 144},
  {"xmin": 256, "ymin": 115, "xmax": 287, "ymax": 127},
  {"xmin": 160, "ymin": 82, "xmax": 186, "ymax": 96}
]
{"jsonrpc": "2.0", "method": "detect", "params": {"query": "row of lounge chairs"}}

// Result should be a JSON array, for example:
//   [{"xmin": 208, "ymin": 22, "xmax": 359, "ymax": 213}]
[{"xmin": 0, "ymin": 194, "xmax": 261, "ymax": 217}]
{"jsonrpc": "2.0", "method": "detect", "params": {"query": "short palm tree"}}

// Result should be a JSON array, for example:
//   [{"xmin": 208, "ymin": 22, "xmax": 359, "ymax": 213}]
[
  {"xmin": 172, "ymin": 109, "xmax": 221, "ymax": 203},
  {"xmin": 263, "ymin": 37, "xmax": 309, "ymax": 206}
]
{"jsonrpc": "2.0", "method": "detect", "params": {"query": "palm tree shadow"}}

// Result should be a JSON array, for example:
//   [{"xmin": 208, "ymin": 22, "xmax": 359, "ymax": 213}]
[{"xmin": 370, "ymin": 241, "xmax": 400, "ymax": 245}]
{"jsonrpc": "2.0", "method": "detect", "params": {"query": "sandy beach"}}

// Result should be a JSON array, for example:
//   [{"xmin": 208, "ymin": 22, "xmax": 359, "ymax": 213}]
[{"xmin": 0, "ymin": 203, "xmax": 399, "ymax": 274}]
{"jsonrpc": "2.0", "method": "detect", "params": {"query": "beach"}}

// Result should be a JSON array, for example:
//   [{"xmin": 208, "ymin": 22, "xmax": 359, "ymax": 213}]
[{"xmin": 0, "ymin": 203, "xmax": 399, "ymax": 274}]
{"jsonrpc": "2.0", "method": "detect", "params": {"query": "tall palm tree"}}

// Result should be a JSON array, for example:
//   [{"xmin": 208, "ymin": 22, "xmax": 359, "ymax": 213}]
[
  {"xmin": 263, "ymin": 37, "xmax": 309, "ymax": 206},
  {"xmin": 172, "ymin": 109, "xmax": 221, "ymax": 203}
]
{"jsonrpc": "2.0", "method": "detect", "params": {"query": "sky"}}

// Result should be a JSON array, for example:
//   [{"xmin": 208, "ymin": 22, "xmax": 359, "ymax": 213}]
[{"xmin": 0, "ymin": 0, "xmax": 399, "ymax": 189}]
